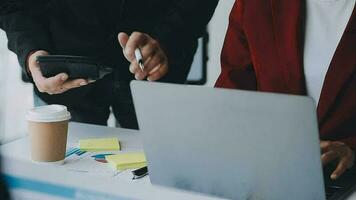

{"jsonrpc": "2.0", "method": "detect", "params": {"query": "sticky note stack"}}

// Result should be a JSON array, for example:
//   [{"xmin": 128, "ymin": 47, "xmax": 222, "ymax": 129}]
[
  {"xmin": 79, "ymin": 137, "xmax": 120, "ymax": 152},
  {"xmin": 105, "ymin": 152, "xmax": 146, "ymax": 170}
]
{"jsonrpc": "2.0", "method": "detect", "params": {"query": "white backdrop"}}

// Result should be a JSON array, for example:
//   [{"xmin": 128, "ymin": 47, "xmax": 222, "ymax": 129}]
[
  {"xmin": 206, "ymin": 0, "xmax": 235, "ymax": 86},
  {"xmin": 0, "ymin": 30, "xmax": 33, "ymax": 144}
]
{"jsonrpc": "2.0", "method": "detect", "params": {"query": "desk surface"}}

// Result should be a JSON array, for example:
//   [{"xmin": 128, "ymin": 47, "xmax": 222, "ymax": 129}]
[
  {"xmin": 1, "ymin": 122, "xmax": 356, "ymax": 200},
  {"xmin": 0, "ymin": 122, "xmax": 221, "ymax": 200}
]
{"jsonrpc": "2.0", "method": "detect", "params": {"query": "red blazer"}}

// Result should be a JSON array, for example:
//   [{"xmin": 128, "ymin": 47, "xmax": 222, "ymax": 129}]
[{"xmin": 215, "ymin": 0, "xmax": 356, "ymax": 148}]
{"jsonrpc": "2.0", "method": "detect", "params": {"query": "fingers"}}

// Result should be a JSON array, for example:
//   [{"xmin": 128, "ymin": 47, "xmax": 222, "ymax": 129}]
[
  {"xmin": 28, "ymin": 51, "xmax": 49, "ymax": 82},
  {"xmin": 35, "ymin": 73, "xmax": 68, "ymax": 94},
  {"xmin": 61, "ymin": 79, "xmax": 89, "ymax": 90},
  {"xmin": 144, "ymin": 51, "xmax": 165, "ymax": 73},
  {"xmin": 33, "ymin": 70, "xmax": 90, "ymax": 95},
  {"xmin": 140, "ymin": 40, "xmax": 159, "ymax": 60},
  {"xmin": 320, "ymin": 141, "xmax": 346, "ymax": 154},
  {"xmin": 320, "ymin": 140, "xmax": 355, "ymax": 180},
  {"xmin": 320, "ymin": 141, "xmax": 335, "ymax": 153},
  {"xmin": 129, "ymin": 61, "xmax": 147, "ymax": 80},
  {"xmin": 128, "ymin": 55, "xmax": 168, "ymax": 81},
  {"xmin": 28, "ymin": 50, "xmax": 93, "ymax": 95},
  {"xmin": 147, "ymin": 63, "xmax": 169, "ymax": 81},
  {"xmin": 124, "ymin": 32, "xmax": 148, "ymax": 62},
  {"xmin": 331, "ymin": 157, "xmax": 349, "ymax": 180},
  {"xmin": 321, "ymin": 151, "xmax": 338, "ymax": 166},
  {"xmin": 27, "ymin": 50, "xmax": 68, "ymax": 95},
  {"xmin": 118, "ymin": 32, "xmax": 129, "ymax": 49},
  {"xmin": 118, "ymin": 32, "xmax": 169, "ymax": 81},
  {"xmin": 30, "ymin": 65, "xmax": 47, "ymax": 83},
  {"xmin": 43, "ymin": 73, "xmax": 69, "ymax": 89},
  {"xmin": 28, "ymin": 50, "xmax": 49, "ymax": 68},
  {"xmin": 39, "ymin": 77, "xmax": 90, "ymax": 95}
]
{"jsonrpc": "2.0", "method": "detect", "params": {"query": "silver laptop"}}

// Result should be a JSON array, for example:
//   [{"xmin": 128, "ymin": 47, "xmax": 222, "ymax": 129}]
[{"xmin": 131, "ymin": 80, "xmax": 325, "ymax": 200}]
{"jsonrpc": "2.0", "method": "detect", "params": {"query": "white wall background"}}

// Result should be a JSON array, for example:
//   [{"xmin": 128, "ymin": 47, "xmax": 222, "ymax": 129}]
[
  {"xmin": 0, "ymin": 0, "xmax": 235, "ymax": 143},
  {"xmin": 206, "ymin": 0, "xmax": 235, "ymax": 86},
  {"xmin": 0, "ymin": 30, "xmax": 33, "ymax": 144}
]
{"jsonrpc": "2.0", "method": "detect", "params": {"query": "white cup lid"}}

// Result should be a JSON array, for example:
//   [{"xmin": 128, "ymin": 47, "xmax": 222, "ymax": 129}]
[{"xmin": 27, "ymin": 105, "xmax": 71, "ymax": 122}]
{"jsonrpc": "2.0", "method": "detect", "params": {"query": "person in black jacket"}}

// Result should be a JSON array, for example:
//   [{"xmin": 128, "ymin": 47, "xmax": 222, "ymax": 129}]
[{"xmin": 0, "ymin": 0, "xmax": 218, "ymax": 129}]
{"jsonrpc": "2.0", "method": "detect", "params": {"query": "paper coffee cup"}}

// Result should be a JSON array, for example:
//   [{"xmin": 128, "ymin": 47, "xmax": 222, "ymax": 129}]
[{"xmin": 27, "ymin": 105, "xmax": 71, "ymax": 165}]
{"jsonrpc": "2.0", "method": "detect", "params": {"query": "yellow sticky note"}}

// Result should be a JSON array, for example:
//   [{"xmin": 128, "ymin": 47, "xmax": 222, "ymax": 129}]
[
  {"xmin": 79, "ymin": 137, "xmax": 120, "ymax": 152},
  {"xmin": 105, "ymin": 152, "xmax": 146, "ymax": 170}
]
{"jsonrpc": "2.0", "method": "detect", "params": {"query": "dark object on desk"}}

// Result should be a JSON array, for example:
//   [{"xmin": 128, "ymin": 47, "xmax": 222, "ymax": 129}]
[
  {"xmin": 37, "ymin": 55, "xmax": 113, "ymax": 80},
  {"xmin": 132, "ymin": 166, "xmax": 148, "ymax": 180},
  {"xmin": 324, "ymin": 164, "xmax": 356, "ymax": 200},
  {"xmin": 0, "ymin": 178, "xmax": 10, "ymax": 200},
  {"xmin": 0, "ymin": 161, "xmax": 10, "ymax": 200}
]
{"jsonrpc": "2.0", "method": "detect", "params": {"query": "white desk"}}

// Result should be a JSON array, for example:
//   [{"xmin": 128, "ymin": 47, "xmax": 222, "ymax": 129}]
[
  {"xmin": 0, "ymin": 122, "xmax": 222, "ymax": 200},
  {"xmin": 2, "ymin": 122, "xmax": 355, "ymax": 200}
]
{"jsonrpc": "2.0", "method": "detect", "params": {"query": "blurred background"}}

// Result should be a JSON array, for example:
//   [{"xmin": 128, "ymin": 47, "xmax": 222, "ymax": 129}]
[{"xmin": 0, "ymin": 0, "xmax": 234, "ymax": 144}]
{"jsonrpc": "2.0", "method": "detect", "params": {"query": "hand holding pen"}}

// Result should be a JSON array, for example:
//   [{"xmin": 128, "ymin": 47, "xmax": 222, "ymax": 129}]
[{"xmin": 118, "ymin": 32, "xmax": 169, "ymax": 81}]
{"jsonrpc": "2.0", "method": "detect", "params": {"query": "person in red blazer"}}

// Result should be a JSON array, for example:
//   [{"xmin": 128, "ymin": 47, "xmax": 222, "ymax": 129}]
[{"xmin": 215, "ymin": 0, "xmax": 355, "ymax": 180}]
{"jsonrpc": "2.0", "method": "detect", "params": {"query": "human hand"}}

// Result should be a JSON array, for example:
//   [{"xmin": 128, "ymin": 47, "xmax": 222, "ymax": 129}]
[
  {"xmin": 321, "ymin": 140, "xmax": 355, "ymax": 180},
  {"xmin": 28, "ymin": 50, "xmax": 92, "ymax": 95},
  {"xmin": 118, "ymin": 32, "xmax": 169, "ymax": 81}
]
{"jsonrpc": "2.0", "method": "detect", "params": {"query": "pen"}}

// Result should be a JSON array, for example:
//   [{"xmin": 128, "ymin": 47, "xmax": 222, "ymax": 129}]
[{"xmin": 135, "ymin": 48, "xmax": 145, "ymax": 71}]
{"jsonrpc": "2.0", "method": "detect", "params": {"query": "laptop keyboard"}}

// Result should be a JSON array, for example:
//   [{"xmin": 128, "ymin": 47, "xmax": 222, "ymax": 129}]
[
  {"xmin": 324, "ymin": 165, "xmax": 356, "ymax": 200},
  {"xmin": 326, "ymin": 185, "xmax": 343, "ymax": 198}
]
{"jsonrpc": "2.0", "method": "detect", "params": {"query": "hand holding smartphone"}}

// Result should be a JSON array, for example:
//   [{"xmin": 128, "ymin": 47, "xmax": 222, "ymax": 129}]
[
  {"xmin": 27, "ymin": 51, "xmax": 112, "ymax": 95},
  {"xmin": 37, "ymin": 55, "xmax": 112, "ymax": 80}
]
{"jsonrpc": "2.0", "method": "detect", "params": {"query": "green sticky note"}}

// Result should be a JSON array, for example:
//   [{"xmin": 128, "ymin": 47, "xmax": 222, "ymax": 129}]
[
  {"xmin": 79, "ymin": 137, "xmax": 120, "ymax": 152},
  {"xmin": 105, "ymin": 152, "xmax": 146, "ymax": 170}
]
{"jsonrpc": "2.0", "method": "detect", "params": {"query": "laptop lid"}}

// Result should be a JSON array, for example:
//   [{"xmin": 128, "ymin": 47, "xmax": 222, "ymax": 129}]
[{"xmin": 131, "ymin": 81, "xmax": 325, "ymax": 200}]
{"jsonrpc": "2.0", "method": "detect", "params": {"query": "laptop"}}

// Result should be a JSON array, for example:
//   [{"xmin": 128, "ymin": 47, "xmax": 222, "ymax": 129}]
[{"xmin": 130, "ymin": 80, "xmax": 326, "ymax": 200}]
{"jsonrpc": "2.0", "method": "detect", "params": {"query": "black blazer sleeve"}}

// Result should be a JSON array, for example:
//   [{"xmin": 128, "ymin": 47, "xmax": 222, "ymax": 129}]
[
  {"xmin": 150, "ymin": 0, "xmax": 218, "ymax": 82},
  {"xmin": 152, "ymin": 0, "xmax": 218, "ymax": 45},
  {"xmin": 0, "ymin": 0, "xmax": 52, "ymax": 79}
]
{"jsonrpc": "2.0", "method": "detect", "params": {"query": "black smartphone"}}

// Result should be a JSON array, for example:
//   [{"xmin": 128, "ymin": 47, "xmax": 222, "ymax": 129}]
[{"xmin": 36, "ymin": 55, "xmax": 113, "ymax": 80}]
